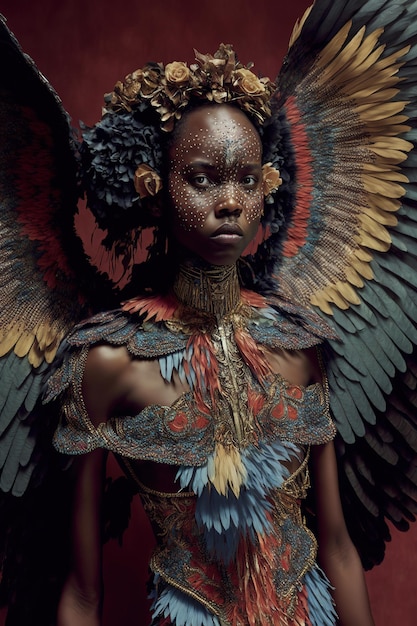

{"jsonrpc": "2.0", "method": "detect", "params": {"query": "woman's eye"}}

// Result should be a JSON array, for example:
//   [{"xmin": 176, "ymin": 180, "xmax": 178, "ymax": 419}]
[
  {"xmin": 192, "ymin": 174, "xmax": 211, "ymax": 188},
  {"xmin": 242, "ymin": 175, "xmax": 258, "ymax": 188}
]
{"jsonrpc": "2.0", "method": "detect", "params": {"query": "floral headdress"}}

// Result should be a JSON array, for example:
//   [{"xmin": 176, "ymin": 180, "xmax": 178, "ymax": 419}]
[
  {"xmin": 80, "ymin": 44, "xmax": 286, "ymax": 293},
  {"xmin": 105, "ymin": 44, "xmax": 276, "ymax": 132}
]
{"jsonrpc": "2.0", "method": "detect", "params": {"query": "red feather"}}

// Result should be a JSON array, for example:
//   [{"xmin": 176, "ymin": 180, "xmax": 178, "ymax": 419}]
[
  {"xmin": 282, "ymin": 96, "xmax": 313, "ymax": 258},
  {"xmin": 15, "ymin": 107, "xmax": 76, "ymax": 289}
]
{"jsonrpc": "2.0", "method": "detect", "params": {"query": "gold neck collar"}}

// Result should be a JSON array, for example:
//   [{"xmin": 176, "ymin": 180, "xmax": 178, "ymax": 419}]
[{"xmin": 172, "ymin": 262, "xmax": 241, "ymax": 318}]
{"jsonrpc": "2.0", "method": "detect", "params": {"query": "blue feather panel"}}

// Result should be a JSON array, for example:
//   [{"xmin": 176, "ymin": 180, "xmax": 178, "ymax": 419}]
[
  {"xmin": 304, "ymin": 566, "xmax": 338, "ymax": 626},
  {"xmin": 151, "ymin": 583, "xmax": 221, "ymax": 626},
  {"xmin": 176, "ymin": 440, "xmax": 300, "ymax": 564}
]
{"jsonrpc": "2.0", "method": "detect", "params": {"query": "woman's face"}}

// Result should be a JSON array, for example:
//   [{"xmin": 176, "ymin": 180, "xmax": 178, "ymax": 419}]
[{"xmin": 167, "ymin": 105, "xmax": 264, "ymax": 265}]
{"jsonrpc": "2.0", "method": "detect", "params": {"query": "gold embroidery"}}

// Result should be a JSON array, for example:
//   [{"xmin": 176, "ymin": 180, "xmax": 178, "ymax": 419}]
[{"xmin": 172, "ymin": 262, "xmax": 241, "ymax": 319}]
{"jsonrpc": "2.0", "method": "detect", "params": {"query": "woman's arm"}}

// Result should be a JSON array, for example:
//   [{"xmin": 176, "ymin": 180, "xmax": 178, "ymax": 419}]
[
  {"xmin": 57, "ymin": 449, "xmax": 107, "ymax": 626},
  {"xmin": 311, "ymin": 441, "xmax": 375, "ymax": 626},
  {"xmin": 57, "ymin": 345, "xmax": 133, "ymax": 626}
]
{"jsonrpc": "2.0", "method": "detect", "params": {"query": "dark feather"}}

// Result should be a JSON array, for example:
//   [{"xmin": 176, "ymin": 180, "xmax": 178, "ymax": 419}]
[{"xmin": 272, "ymin": 0, "xmax": 417, "ymax": 567}]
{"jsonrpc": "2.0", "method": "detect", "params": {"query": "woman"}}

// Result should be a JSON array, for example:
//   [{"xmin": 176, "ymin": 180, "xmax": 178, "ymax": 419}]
[{"xmin": 46, "ymin": 47, "xmax": 375, "ymax": 625}]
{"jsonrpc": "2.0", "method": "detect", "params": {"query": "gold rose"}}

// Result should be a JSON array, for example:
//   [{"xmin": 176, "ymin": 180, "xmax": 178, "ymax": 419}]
[
  {"xmin": 165, "ymin": 61, "xmax": 191, "ymax": 86},
  {"xmin": 233, "ymin": 68, "xmax": 266, "ymax": 96},
  {"xmin": 262, "ymin": 163, "xmax": 282, "ymax": 197},
  {"xmin": 134, "ymin": 164, "xmax": 163, "ymax": 198}
]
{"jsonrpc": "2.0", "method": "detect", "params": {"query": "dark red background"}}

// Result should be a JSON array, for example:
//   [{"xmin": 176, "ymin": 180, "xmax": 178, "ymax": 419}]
[{"xmin": 1, "ymin": 0, "xmax": 417, "ymax": 623}]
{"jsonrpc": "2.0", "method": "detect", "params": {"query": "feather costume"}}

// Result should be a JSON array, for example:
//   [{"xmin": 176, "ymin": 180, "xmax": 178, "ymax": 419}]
[
  {"xmin": 1, "ymin": 0, "xmax": 417, "ymax": 622},
  {"xmin": 46, "ymin": 262, "xmax": 338, "ymax": 624}
]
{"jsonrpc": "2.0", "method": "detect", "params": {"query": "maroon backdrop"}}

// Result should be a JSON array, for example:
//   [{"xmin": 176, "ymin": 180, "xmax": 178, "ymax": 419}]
[{"xmin": 1, "ymin": 0, "xmax": 417, "ymax": 623}]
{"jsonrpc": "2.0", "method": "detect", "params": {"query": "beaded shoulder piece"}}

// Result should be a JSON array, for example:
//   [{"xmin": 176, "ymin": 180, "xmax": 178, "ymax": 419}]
[
  {"xmin": 61, "ymin": 288, "xmax": 336, "ymax": 357},
  {"xmin": 46, "ymin": 289, "xmax": 336, "ymax": 475}
]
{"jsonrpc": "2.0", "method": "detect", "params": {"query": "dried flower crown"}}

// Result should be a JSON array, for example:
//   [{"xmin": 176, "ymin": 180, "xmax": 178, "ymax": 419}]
[{"xmin": 105, "ymin": 43, "xmax": 276, "ymax": 132}]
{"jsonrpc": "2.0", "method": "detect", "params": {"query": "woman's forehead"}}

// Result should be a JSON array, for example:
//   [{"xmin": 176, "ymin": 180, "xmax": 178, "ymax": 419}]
[{"xmin": 170, "ymin": 105, "xmax": 262, "ymax": 165}]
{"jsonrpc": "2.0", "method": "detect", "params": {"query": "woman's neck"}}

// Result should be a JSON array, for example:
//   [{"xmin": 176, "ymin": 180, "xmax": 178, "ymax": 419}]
[{"xmin": 172, "ymin": 258, "xmax": 241, "ymax": 318}]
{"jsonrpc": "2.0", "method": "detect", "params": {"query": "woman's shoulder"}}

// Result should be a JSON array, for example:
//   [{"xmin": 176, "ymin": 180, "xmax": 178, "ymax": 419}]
[
  {"xmin": 65, "ymin": 299, "xmax": 188, "ymax": 359},
  {"xmin": 84, "ymin": 343, "xmax": 132, "ymax": 377}
]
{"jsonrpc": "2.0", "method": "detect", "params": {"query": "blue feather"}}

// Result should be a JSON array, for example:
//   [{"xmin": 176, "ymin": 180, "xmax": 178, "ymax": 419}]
[
  {"xmin": 159, "ymin": 355, "xmax": 167, "ymax": 381},
  {"xmin": 304, "ymin": 566, "xmax": 338, "ymax": 626},
  {"xmin": 152, "ymin": 585, "xmax": 221, "ymax": 626}
]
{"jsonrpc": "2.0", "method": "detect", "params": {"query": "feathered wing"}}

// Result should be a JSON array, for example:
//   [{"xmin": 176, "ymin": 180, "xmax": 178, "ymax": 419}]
[
  {"xmin": 266, "ymin": 0, "xmax": 417, "ymax": 567},
  {"xmin": 0, "ymin": 15, "xmax": 119, "ymax": 623},
  {"xmin": 0, "ymin": 15, "xmax": 119, "ymax": 496},
  {"xmin": 0, "ymin": 14, "xmax": 86, "ymax": 496}
]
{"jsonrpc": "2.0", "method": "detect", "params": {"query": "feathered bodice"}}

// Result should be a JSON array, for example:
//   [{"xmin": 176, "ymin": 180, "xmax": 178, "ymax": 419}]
[
  {"xmin": 50, "ymin": 346, "xmax": 333, "ymax": 467},
  {"xmin": 120, "ymin": 450, "xmax": 321, "ymax": 625},
  {"xmin": 46, "ymin": 286, "xmax": 337, "ymax": 625},
  {"xmin": 47, "ymin": 287, "xmax": 336, "ymax": 469}
]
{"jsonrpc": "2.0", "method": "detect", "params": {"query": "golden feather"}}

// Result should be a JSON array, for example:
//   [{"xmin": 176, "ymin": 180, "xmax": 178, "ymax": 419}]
[{"xmin": 210, "ymin": 443, "xmax": 246, "ymax": 498}]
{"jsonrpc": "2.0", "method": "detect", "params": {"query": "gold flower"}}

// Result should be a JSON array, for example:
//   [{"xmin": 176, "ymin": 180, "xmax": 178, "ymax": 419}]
[
  {"xmin": 134, "ymin": 164, "xmax": 163, "ymax": 198},
  {"xmin": 110, "ymin": 70, "xmax": 144, "ymax": 110},
  {"xmin": 165, "ymin": 61, "xmax": 191, "ymax": 86},
  {"xmin": 262, "ymin": 163, "xmax": 282, "ymax": 196},
  {"xmin": 141, "ymin": 65, "xmax": 163, "ymax": 96},
  {"xmin": 233, "ymin": 68, "xmax": 265, "ymax": 96}
]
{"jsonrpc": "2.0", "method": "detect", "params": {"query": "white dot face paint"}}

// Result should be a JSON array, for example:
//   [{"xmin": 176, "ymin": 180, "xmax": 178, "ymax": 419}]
[{"xmin": 168, "ymin": 105, "xmax": 264, "ymax": 266}]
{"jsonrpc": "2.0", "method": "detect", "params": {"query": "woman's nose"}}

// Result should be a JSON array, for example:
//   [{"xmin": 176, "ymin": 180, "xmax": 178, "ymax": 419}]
[{"xmin": 214, "ymin": 185, "xmax": 243, "ymax": 217}]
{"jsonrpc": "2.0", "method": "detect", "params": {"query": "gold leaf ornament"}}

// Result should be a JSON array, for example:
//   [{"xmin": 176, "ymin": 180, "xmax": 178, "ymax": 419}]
[{"xmin": 134, "ymin": 163, "xmax": 163, "ymax": 198}]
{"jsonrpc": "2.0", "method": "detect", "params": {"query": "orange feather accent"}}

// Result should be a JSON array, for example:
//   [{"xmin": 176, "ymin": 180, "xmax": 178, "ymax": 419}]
[
  {"xmin": 121, "ymin": 293, "xmax": 178, "ymax": 321},
  {"xmin": 240, "ymin": 289, "xmax": 268, "ymax": 309},
  {"xmin": 234, "ymin": 326, "xmax": 272, "ymax": 384},
  {"xmin": 225, "ymin": 531, "xmax": 312, "ymax": 626},
  {"xmin": 247, "ymin": 385, "xmax": 266, "ymax": 416},
  {"xmin": 189, "ymin": 332, "xmax": 220, "ymax": 406},
  {"xmin": 281, "ymin": 96, "xmax": 313, "ymax": 258}
]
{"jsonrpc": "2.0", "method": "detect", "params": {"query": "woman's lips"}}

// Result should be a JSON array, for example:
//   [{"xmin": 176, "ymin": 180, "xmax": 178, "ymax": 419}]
[{"xmin": 211, "ymin": 223, "xmax": 243, "ymax": 238}]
